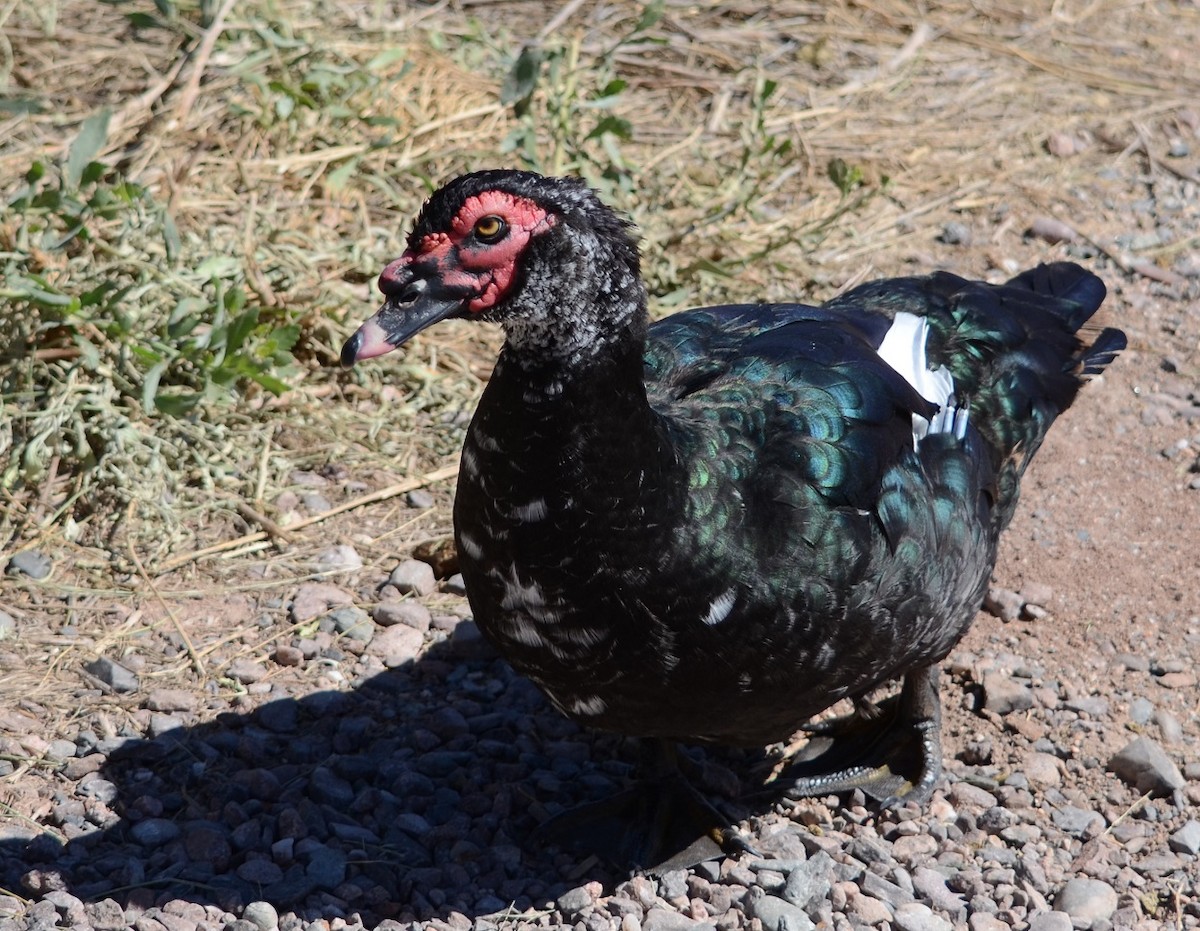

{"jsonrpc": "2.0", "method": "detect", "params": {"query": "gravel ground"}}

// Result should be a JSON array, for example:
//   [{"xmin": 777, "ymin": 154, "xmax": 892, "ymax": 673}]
[{"xmin": 4, "ymin": 47, "xmax": 1200, "ymax": 931}]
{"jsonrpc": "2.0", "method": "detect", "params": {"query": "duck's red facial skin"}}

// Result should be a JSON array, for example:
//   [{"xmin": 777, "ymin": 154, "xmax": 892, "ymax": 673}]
[{"xmin": 381, "ymin": 191, "xmax": 557, "ymax": 314}]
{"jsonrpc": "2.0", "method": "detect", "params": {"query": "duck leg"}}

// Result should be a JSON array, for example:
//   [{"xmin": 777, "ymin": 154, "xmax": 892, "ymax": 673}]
[
  {"xmin": 529, "ymin": 739, "xmax": 754, "ymax": 872},
  {"xmin": 771, "ymin": 665, "xmax": 944, "ymax": 806}
]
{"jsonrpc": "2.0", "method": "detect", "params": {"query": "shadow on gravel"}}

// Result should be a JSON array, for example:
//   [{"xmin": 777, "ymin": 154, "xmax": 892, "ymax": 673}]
[{"xmin": 0, "ymin": 634, "xmax": 762, "ymax": 925}]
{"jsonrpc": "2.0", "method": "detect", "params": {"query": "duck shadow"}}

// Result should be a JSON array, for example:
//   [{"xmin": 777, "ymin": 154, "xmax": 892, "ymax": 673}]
[{"xmin": 0, "ymin": 633, "xmax": 776, "ymax": 925}]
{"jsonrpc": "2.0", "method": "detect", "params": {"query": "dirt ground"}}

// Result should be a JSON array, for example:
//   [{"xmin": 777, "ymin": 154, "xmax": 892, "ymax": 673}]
[{"xmin": 2, "ymin": 1, "xmax": 1200, "ymax": 928}]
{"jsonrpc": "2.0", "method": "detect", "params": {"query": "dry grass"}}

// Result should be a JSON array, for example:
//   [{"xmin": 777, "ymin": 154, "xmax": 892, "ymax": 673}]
[{"xmin": 1, "ymin": 0, "xmax": 1197, "ymax": 577}]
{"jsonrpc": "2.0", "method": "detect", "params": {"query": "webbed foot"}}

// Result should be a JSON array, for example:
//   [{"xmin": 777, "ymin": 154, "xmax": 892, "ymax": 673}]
[
  {"xmin": 769, "ymin": 665, "xmax": 944, "ymax": 806},
  {"xmin": 530, "ymin": 741, "xmax": 755, "ymax": 873}
]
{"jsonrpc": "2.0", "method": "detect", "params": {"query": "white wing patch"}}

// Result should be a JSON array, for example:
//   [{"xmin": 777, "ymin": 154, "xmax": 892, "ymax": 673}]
[
  {"xmin": 876, "ymin": 312, "xmax": 964, "ymax": 447},
  {"xmin": 702, "ymin": 588, "xmax": 737, "ymax": 626}
]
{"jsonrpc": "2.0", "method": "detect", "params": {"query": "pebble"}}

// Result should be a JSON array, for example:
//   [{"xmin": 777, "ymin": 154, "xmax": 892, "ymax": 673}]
[
  {"xmin": 981, "ymin": 671, "xmax": 1033, "ymax": 714},
  {"xmin": 1107, "ymin": 736, "xmax": 1186, "ymax": 793},
  {"xmin": 314, "ymin": 544, "xmax": 363, "ymax": 574},
  {"xmin": 389, "ymin": 559, "xmax": 437, "ymax": 596},
  {"xmin": 940, "ymin": 221, "xmax": 972, "ymax": 246},
  {"xmin": 0, "ymin": 610, "xmax": 16, "ymax": 640},
  {"xmin": 1027, "ymin": 913, "xmax": 1073, "ymax": 931},
  {"xmin": 982, "ymin": 587, "xmax": 1023, "ymax": 621},
  {"xmin": 145, "ymin": 688, "xmax": 196, "ymax": 713},
  {"xmin": 1053, "ymin": 877, "xmax": 1118, "ymax": 928},
  {"xmin": 290, "ymin": 582, "xmax": 354, "ymax": 622},
  {"xmin": 1028, "ymin": 216, "xmax": 1078, "ymax": 244},
  {"xmin": 273, "ymin": 644, "xmax": 304, "ymax": 666},
  {"xmin": 329, "ymin": 606, "xmax": 374, "ymax": 643},
  {"xmin": 227, "ymin": 658, "xmax": 268, "ymax": 684},
  {"xmin": 782, "ymin": 850, "xmax": 833, "ymax": 909},
  {"xmin": 744, "ymin": 887, "xmax": 815, "ymax": 931},
  {"xmin": 372, "ymin": 600, "xmax": 432, "ymax": 631},
  {"xmin": 364, "ymin": 624, "xmax": 424, "ymax": 666},
  {"xmin": 243, "ymin": 897, "xmax": 280, "ymax": 926},
  {"xmin": 84, "ymin": 656, "xmax": 140, "ymax": 693},
  {"xmin": 6, "ymin": 549, "xmax": 52, "ymax": 580},
  {"xmin": 130, "ymin": 818, "xmax": 181, "ymax": 847},
  {"xmin": 892, "ymin": 902, "xmax": 951, "ymax": 931},
  {"xmin": 405, "ymin": 489, "xmax": 435, "ymax": 508},
  {"xmin": 1022, "ymin": 751, "xmax": 1063, "ymax": 789},
  {"xmin": 1167, "ymin": 819, "xmax": 1200, "ymax": 855},
  {"xmin": 1128, "ymin": 697, "xmax": 1155, "ymax": 724}
]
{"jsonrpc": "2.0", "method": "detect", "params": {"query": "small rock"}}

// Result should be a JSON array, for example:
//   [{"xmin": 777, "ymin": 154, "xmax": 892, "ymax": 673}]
[
  {"xmin": 1156, "ymin": 709, "xmax": 1183, "ymax": 744},
  {"xmin": 847, "ymin": 887, "xmax": 892, "ymax": 924},
  {"xmin": 1065, "ymin": 695, "xmax": 1108, "ymax": 716},
  {"xmin": 147, "ymin": 713, "xmax": 185, "ymax": 738},
  {"xmin": 1167, "ymin": 819, "xmax": 1200, "ymax": 855},
  {"xmin": 443, "ymin": 573, "xmax": 469, "ymax": 596},
  {"xmin": 226, "ymin": 658, "xmax": 268, "ymax": 684},
  {"xmin": 556, "ymin": 883, "xmax": 597, "ymax": 918},
  {"xmin": 405, "ymin": 489, "xmax": 435, "ymax": 509},
  {"xmin": 364, "ymin": 624, "xmax": 424, "ymax": 666},
  {"xmin": 290, "ymin": 582, "xmax": 354, "ymax": 623},
  {"xmin": 1046, "ymin": 131, "xmax": 1076, "ymax": 157},
  {"xmin": 911, "ymin": 867, "xmax": 966, "ymax": 914},
  {"xmin": 783, "ymin": 850, "xmax": 833, "ymax": 909},
  {"xmin": 1114, "ymin": 652, "xmax": 1150, "ymax": 672},
  {"xmin": 891, "ymin": 834, "xmax": 937, "ymax": 864},
  {"xmin": 1018, "ymin": 581, "xmax": 1053, "ymax": 606},
  {"xmin": 1051, "ymin": 806, "xmax": 1103, "ymax": 838},
  {"xmin": 272, "ymin": 644, "xmax": 304, "ymax": 667},
  {"xmin": 0, "ymin": 610, "xmax": 16, "ymax": 640},
  {"xmin": 940, "ymin": 222, "xmax": 972, "ymax": 246},
  {"xmin": 145, "ymin": 689, "xmax": 196, "ymax": 713},
  {"xmin": 982, "ymin": 671, "xmax": 1033, "ymax": 714},
  {"xmin": 642, "ymin": 912, "xmax": 703, "ymax": 930},
  {"xmin": 1027, "ymin": 913, "xmax": 1073, "ymax": 931},
  {"xmin": 1128, "ymin": 697, "xmax": 1155, "ymax": 724},
  {"xmin": 1028, "ymin": 216, "xmax": 1078, "ymax": 244},
  {"xmin": 745, "ymin": 887, "xmax": 816, "ymax": 931},
  {"xmin": 1053, "ymin": 878, "xmax": 1117, "ymax": 928},
  {"xmin": 84, "ymin": 657, "xmax": 139, "ymax": 693},
  {"xmin": 892, "ymin": 902, "xmax": 951, "ymax": 931},
  {"xmin": 241, "ymin": 900, "xmax": 279, "ymax": 931},
  {"xmin": 389, "ymin": 559, "xmax": 437, "ymax": 596},
  {"xmin": 859, "ymin": 871, "xmax": 915, "ymax": 908},
  {"xmin": 372, "ymin": 601, "xmax": 432, "ymax": 631},
  {"xmin": 6, "ymin": 549, "xmax": 52, "ymax": 580},
  {"xmin": 1155, "ymin": 670, "xmax": 1197, "ymax": 690},
  {"xmin": 983, "ymin": 587, "xmax": 1023, "ymax": 621},
  {"xmin": 237, "ymin": 859, "xmax": 284, "ymax": 885},
  {"xmin": 85, "ymin": 898, "xmax": 127, "ymax": 931},
  {"xmin": 130, "ymin": 818, "xmax": 181, "ymax": 847},
  {"xmin": 329, "ymin": 606, "xmax": 374, "ymax": 642},
  {"xmin": 315, "ymin": 544, "xmax": 362, "ymax": 574},
  {"xmin": 1022, "ymin": 752, "xmax": 1063, "ymax": 789},
  {"xmin": 1108, "ymin": 736, "xmax": 1185, "ymax": 794},
  {"xmin": 449, "ymin": 619, "xmax": 494, "ymax": 659}
]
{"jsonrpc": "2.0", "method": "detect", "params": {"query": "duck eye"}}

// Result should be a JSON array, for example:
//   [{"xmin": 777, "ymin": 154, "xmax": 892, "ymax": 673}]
[{"xmin": 473, "ymin": 215, "xmax": 507, "ymax": 243}]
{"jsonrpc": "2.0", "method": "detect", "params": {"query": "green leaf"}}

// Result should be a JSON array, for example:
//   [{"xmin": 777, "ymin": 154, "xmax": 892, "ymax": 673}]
[
  {"xmin": 143, "ymin": 359, "xmax": 168, "ymax": 413},
  {"xmin": 326, "ymin": 159, "xmax": 359, "ymax": 192},
  {"xmin": 501, "ymin": 46, "xmax": 543, "ymax": 108},
  {"xmin": 65, "ymin": 109, "xmax": 112, "ymax": 190},
  {"xmin": 827, "ymin": 158, "xmax": 864, "ymax": 196},
  {"xmin": 586, "ymin": 115, "xmax": 633, "ymax": 142},
  {"xmin": 225, "ymin": 307, "xmax": 259, "ymax": 354},
  {"xmin": 633, "ymin": 0, "xmax": 664, "ymax": 33},
  {"xmin": 366, "ymin": 48, "xmax": 408, "ymax": 71}
]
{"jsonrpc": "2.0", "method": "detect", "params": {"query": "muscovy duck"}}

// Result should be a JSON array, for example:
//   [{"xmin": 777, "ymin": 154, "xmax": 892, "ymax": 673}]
[{"xmin": 342, "ymin": 169, "xmax": 1125, "ymax": 864}]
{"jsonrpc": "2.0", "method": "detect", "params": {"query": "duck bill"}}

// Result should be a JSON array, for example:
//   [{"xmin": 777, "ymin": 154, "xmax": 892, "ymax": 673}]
[{"xmin": 340, "ymin": 260, "xmax": 471, "ymax": 367}]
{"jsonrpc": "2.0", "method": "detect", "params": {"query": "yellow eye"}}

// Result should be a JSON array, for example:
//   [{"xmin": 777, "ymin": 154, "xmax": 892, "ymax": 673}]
[{"xmin": 473, "ymin": 215, "xmax": 507, "ymax": 242}]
